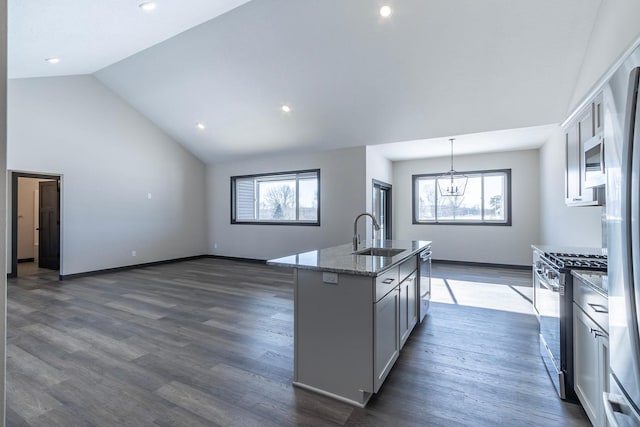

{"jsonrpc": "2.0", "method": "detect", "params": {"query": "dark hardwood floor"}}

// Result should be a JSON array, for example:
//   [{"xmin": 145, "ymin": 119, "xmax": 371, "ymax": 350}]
[{"xmin": 6, "ymin": 258, "xmax": 589, "ymax": 426}]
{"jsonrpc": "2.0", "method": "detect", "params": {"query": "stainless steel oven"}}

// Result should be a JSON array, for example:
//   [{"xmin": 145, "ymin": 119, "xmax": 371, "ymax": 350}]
[
  {"xmin": 418, "ymin": 247, "xmax": 431, "ymax": 323},
  {"xmin": 533, "ymin": 251, "xmax": 569, "ymax": 398},
  {"xmin": 533, "ymin": 248, "xmax": 607, "ymax": 402}
]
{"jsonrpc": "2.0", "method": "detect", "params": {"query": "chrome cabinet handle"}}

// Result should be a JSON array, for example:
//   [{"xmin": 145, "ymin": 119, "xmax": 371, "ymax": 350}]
[
  {"xmin": 588, "ymin": 303, "xmax": 608, "ymax": 313},
  {"xmin": 382, "ymin": 278, "xmax": 395, "ymax": 284},
  {"xmin": 420, "ymin": 251, "xmax": 432, "ymax": 260}
]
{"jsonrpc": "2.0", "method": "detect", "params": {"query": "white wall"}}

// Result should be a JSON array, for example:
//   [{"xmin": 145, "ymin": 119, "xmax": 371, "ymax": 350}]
[
  {"xmin": 207, "ymin": 147, "xmax": 366, "ymax": 260},
  {"xmin": 568, "ymin": 0, "xmax": 640, "ymax": 111},
  {"xmin": 539, "ymin": 127, "xmax": 603, "ymax": 247},
  {"xmin": 393, "ymin": 149, "xmax": 540, "ymax": 266},
  {"xmin": 365, "ymin": 146, "xmax": 393, "ymax": 240},
  {"xmin": 7, "ymin": 75, "xmax": 208, "ymax": 276}
]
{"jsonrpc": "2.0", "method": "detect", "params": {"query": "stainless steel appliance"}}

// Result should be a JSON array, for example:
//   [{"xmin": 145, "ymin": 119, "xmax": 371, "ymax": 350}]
[
  {"xmin": 603, "ymin": 44, "xmax": 640, "ymax": 426},
  {"xmin": 533, "ymin": 249, "xmax": 607, "ymax": 401},
  {"xmin": 418, "ymin": 247, "xmax": 431, "ymax": 322},
  {"xmin": 584, "ymin": 133, "xmax": 606, "ymax": 188}
]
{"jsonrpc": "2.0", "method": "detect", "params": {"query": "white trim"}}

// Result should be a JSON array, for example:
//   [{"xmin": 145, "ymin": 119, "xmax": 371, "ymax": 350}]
[{"xmin": 292, "ymin": 382, "xmax": 372, "ymax": 408}]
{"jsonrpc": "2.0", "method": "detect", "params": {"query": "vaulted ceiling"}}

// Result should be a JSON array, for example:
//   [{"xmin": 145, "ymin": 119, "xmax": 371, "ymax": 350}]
[{"xmin": 9, "ymin": 0, "xmax": 602, "ymax": 164}]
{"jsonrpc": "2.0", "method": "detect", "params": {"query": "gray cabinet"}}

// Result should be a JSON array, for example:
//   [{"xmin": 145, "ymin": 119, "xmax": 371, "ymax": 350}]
[
  {"xmin": 564, "ymin": 92, "xmax": 605, "ymax": 206},
  {"xmin": 573, "ymin": 275, "xmax": 609, "ymax": 427},
  {"xmin": 374, "ymin": 286, "xmax": 399, "ymax": 392}
]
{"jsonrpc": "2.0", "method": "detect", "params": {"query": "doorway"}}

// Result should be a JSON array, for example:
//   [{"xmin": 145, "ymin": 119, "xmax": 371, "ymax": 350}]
[
  {"xmin": 10, "ymin": 172, "xmax": 62, "ymax": 278},
  {"xmin": 372, "ymin": 180, "xmax": 392, "ymax": 240}
]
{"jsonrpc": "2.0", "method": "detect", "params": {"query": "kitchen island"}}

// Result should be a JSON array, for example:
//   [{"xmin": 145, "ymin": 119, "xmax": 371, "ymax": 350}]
[{"xmin": 268, "ymin": 240, "xmax": 431, "ymax": 407}]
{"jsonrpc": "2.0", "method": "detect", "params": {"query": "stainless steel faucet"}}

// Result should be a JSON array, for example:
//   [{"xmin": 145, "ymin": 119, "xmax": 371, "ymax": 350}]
[{"xmin": 353, "ymin": 213, "xmax": 381, "ymax": 251}]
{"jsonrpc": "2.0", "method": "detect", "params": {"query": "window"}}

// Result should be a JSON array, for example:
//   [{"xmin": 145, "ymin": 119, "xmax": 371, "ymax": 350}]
[
  {"xmin": 231, "ymin": 169, "xmax": 320, "ymax": 225},
  {"xmin": 412, "ymin": 169, "xmax": 511, "ymax": 225}
]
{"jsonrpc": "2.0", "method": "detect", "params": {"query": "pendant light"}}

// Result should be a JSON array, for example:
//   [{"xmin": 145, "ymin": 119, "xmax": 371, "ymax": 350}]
[{"xmin": 437, "ymin": 138, "xmax": 468, "ymax": 197}]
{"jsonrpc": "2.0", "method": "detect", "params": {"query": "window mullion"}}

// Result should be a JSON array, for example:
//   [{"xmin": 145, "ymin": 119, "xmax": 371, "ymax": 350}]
[
  {"xmin": 434, "ymin": 177, "xmax": 439, "ymax": 223},
  {"xmin": 295, "ymin": 175, "xmax": 300, "ymax": 221},
  {"xmin": 481, "ymin": 173, "xmax": 485, "ymax": 221},
  {"xmin": 254, "ymin": 180, "xmax": 260, "ymax": 220}
]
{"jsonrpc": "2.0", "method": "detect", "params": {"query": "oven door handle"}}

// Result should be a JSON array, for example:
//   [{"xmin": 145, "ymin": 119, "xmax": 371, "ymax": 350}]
[{"xmin": 535, "ymin": 270, "xmax": 560, "ymax": 292}]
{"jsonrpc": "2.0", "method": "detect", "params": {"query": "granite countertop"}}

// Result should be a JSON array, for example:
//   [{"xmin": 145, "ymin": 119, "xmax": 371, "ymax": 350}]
[
  {"xmin": 531, "ymin": 244, "xmax": 607, "ymax": 256},
  {"xmin": 267, "ymin": 240, "xmax": 432, "ymax": 277},
  {"xmin": 572, "ymin": 270, "xmax": 608, "ymax": 295}
]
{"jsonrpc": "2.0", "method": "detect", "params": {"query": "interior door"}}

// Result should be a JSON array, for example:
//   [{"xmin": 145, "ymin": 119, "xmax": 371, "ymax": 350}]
[
  {"xmin": 39, "ymin": 180, "xmax": 60, "ymax": 270},
  {"xmin": 373, "ymin": 181, "xmax": 392, "ymax": 240}
]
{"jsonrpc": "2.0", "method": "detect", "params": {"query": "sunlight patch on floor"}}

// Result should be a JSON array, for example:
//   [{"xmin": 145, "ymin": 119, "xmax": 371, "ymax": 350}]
[{"xmin": 432, "ymin": 277, "xmax": 534, "ymax": 315}]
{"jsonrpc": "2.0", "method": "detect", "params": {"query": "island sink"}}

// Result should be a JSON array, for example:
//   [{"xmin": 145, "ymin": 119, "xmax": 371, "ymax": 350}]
[{"xmin": 354, "ymin": 247, "xmax": 405, "ymax": 257}]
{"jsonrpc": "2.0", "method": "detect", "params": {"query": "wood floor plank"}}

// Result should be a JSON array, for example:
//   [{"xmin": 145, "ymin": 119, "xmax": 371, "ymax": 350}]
[
  {"xmin": 155, "ymin": 381, "xmax": 275, "ymax": 427},
  {"xmin": 66, "ymin": 327, "xmax": 147, "ymax": 361},
  {"xmin": 7, "ymin": 344, "xmax": 68, "ymax": 387},
  {"xmin": 121, "ymin": 293, "xmax": 177, "ymax": 308},
  {"xmin": 6, "ymin": 371, "xmax": 63, "ymax": 421},
  {"xmin": 19, "ymin": 323, "xmax": 89, "ymax": 354}
]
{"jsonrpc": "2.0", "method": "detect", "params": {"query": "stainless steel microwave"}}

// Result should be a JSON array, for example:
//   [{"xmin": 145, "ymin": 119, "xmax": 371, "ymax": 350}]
[{"xmin": 583, "ymin": 134, "xmax": 605, "ymax": 188}]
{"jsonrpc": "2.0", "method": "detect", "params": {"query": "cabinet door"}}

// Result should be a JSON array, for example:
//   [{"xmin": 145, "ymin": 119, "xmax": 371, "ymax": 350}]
[
  {"xmin": 406, "ymin": 273, "xmax": 417, "ymax": 342},
  {"xmin": 594, "ymin": 92, "xmax": 603, "ymax": 137},
  {"xmin": 566, "ymin": 122, "xmax": 581, "ymax": 202},
  {"xmin": 374, "ymin": 287, "xmax": 399, "ymax": 392},
  {"xmin": 565, "ymin": 104, "xmax": 601, "ymax": 206},
  {"xmin": 598, "ymin": 333, "xmax": 610, "ymax": 427},
  {"xmin": 400, "ymin": 272, "xmax": 418, "ymax": 348},
  {"xmin": 578, "ymin": 105, "xmax": 594, "ymax": 145},
  {"xmin": 399, "ymin": 280, "xmax": 408, "ymax": 344},
  {"xmin": 574, "ymin": 304, "xmax": 603, "ymax": 426}
]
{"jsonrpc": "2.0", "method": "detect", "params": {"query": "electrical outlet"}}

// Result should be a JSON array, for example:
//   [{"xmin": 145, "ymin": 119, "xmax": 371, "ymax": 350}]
[
  {"xmin": 214, "ymin": 243, "xmax": 218, "ymax": 249},
  {"xmin": 147, "ymin": 193, "xmax": 152, "ymax": 199},
  {"xmin": 132, "ymin": 250, "xmax": 137, "ymax": 257},
  {"xmin": 322, "ymin": 272, "xmax": 338, "ymax": 284}
]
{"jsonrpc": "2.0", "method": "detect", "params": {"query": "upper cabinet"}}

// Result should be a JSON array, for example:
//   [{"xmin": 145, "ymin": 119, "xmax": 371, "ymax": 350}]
[
  {"xmin": 584, "ymin": 93, "xmax": 606, "ymax": 188},
  {"xmin": 564, "ymin": 91, "xmax": 605, "ymax": 207}
]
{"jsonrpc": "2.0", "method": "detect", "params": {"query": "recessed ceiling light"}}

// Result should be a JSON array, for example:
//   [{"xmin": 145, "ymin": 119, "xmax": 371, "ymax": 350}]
[
  {"xmin": 380, "ymin": 5, "xmax": 392, "ymax": 17},
  {"xmin": 281, "ymin": 105, "xmax": 291, "ymax": 113},
  {"xmin": 196, "ymin": 122, "xmax": 205, "ymax": 130},
  {"xmin": 45, "ymin": 57, "xmax": 61, "ymax": 64},
  {"xmin": 139, "ymin": 2, "xmax": 157, "ymax": 11}
]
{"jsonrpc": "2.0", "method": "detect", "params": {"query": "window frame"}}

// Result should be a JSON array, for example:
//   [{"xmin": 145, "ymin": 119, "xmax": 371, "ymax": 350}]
[
  {"xmin": 230, "ymin": 168, "xmax": 321, "ymax": 226},
  {"xmin": 412, "ymin": 168, "xmax": 512, "ymax": 226}
]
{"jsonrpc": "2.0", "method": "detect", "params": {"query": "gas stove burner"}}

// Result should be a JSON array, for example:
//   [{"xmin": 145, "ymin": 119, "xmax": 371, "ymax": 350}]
[
  {"xmin": 563, "ymin": 259, "xmax": 607, "ymax": 268},
  {"xmin": 548, "ymin": 252, "xmax": 607, "ymax": 259},
  {"xmin": 544, "ymin": 251, "xmax": 608, "ymax": 271}
]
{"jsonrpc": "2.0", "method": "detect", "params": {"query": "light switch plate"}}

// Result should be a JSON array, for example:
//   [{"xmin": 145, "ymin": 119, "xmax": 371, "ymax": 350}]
[{"xmin": 322, "ymin": 272, "xmax": 338, "ymax": 284}]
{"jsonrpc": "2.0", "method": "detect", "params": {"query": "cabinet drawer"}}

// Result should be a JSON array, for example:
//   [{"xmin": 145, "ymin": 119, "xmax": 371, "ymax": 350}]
[
  {"xmin": 399, "ymin": 256, "xmax": 417, "ymax": 283},
  {"xmin": 375, "ymin": 266, "xmax": 399, "ymax": 302},
  {"xmin": 574, "ymin": 276, "xmax": 608, "ymax": 333}
]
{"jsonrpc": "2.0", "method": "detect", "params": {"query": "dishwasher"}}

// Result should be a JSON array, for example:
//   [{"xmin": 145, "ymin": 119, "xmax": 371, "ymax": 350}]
[{"xmin": 418, "ymin": 246, "xmax": 432, "ymax": 322}]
